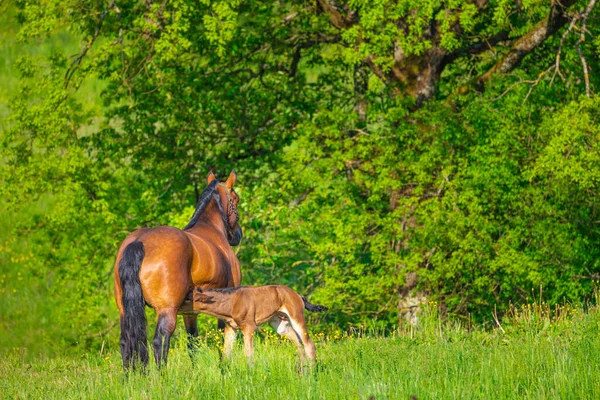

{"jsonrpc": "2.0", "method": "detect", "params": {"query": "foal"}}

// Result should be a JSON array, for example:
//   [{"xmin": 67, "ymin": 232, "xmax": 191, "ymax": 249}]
[{"xmin": 179, "ymin": 285, "xmax": 327, "ymax": 364}]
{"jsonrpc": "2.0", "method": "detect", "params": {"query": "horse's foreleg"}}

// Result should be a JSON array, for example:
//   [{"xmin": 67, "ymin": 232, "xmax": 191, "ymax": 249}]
[
  {"xmin": 222, "ymin": 323, "xmax": 237, "ymax": 360},
  {"xmin": 241, "ymin": 325, "xmax": 256, "ymax": 366},
  {"xmin": 153, "ymin": 309, "xmax": 177, "ymax": 368}
]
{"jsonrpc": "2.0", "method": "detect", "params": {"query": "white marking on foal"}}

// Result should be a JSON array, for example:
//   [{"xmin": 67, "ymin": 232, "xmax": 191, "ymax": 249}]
[
  {"xmin": 269, "ymin": 317, "xmax": 289, "ymax": 335},
  {"xmin": 269, "ymin": 309, "xmax": 291, "ymax": 335},
  {"xmin": 288, "ymin": 318, "xmax": 306, "ymax": 343},
  {"xmin": 278, "ymin": 306, "xmax": 305, "ymax": 343}
]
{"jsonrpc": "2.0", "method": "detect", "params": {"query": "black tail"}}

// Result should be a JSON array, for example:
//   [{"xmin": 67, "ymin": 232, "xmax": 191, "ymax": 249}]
[
  {"xmin": 302, "ymin": 296, "xmax": 328, "ymax": 312},
  {"xmin": 118, "ymin": 241, "xmax": 148, "ymax": 370}
]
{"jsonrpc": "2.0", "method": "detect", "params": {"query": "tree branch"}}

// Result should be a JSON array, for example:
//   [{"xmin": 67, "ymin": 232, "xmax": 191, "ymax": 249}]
[
  {"xmin": 576, "ymin": 0, "xmax": 596, "ymax": 97},
  {"xmin": 446, "ymin": 30, "xmax": 510, "ymax": 62},
  {"xmin": 552, "ymin": 11, "xmax": 580, "ymax": 83},
  {"xmin": 353, "ymin": 62, "xmax": 368, "ymax": 125},
  {"xmin": 315, "ymin": 0, "xmax": 357, "ymax": 29},
  {"xmin": 65, "ymin": 0, "xmax": 116, "ymax": 88},
  {"xmin": 286, "ymin": 38, "xmax": 329, "ymax": 77},
  {"xmin": 477, "ymin": 0, "xmax": 577, "ymax": 84}
]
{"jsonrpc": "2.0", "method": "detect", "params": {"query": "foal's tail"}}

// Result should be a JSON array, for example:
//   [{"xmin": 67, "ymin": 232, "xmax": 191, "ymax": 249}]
[
  {"xmin": 302, "ymin": 296, "xmax": 328, "ymax": 313},
  {"xmin": 118, "ymin": 241, "xmax": 148, "ymax": 370}
]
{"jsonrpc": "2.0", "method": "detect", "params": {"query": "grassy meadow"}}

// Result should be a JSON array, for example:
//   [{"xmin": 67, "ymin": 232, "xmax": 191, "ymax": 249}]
[{"xmin": 1, "ymin": 303, "xmax": 600, "ymax": 399}]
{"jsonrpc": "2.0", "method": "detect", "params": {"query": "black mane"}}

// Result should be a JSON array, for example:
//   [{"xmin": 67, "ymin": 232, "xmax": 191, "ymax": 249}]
[
  {"xmin": 206, "ymin": 286, "xmax": 245, "ymax": 294},
  {"xmin": 183, "ymin": 180, "xmax": 218, "ymax": 230}
]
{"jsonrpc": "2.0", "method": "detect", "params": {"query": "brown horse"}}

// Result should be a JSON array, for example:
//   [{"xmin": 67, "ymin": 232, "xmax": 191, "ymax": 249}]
[
  {"xmin": 113, "ymin": 170, "xmax": 242, "ymax": 370},
  {"xmin": 179, "ymin": 285, "xmax": 327, "ymax": 365}
]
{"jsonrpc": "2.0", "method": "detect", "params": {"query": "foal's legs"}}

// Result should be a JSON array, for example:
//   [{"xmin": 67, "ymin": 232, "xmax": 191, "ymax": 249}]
[
  {"xmin": 240, "ymin": 323, "xmax": 257, "ymax": 364},
  {"xmin": 288, "ymin": 313, "xmax": 316, "ymax": 363},
  {"xmin": 269, "ymin": 317, "xmax": 306, "ymax": 363},
  {"xmin": 153, "ymin": 308, "xmax": 178, "ymax": 367},
  {"xmin": 222, "ymin": 324, "xmax": 237, "ymax": 360}
]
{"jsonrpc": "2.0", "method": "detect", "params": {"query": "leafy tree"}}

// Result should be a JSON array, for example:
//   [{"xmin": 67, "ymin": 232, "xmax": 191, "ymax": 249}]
[{"xmin": 1, "ymin": 0, "xmax": 599, "ymax": 351}]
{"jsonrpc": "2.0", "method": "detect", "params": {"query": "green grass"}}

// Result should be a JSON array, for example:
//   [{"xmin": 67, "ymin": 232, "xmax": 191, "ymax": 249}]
[{"xmin": 1, "ymin": 306, "xmax": 599, "ymax": 399}]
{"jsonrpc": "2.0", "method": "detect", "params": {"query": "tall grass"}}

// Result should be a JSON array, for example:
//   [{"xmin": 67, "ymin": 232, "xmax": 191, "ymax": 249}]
[{"xmin": 1, "ymin": 302, "xmax": 599, "ymax": 399}]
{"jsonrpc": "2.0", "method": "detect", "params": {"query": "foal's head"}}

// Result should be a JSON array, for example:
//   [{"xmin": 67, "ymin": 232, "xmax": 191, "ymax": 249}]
[
  {"xmin": 193, "ymin": 287, "xmax": 215, "ymax": 304},
  {"xmin": 208, "ymin": 170, "xmax": 243, "ymax": 246}
]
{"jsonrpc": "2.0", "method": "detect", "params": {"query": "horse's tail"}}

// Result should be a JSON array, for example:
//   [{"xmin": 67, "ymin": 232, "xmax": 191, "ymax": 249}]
[
  {"xmin": 302, "ymin": 296, "xmax": 328, "ymax": 313},
  {"xmin": 118, "ymin": 241, "xmax": 148, "ymax": 370}
]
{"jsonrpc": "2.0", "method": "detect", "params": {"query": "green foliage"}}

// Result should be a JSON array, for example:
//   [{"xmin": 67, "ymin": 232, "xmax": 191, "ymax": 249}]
[{"xmin": 1, "ymin": 0, "xmax": 600, "ymax": 355}]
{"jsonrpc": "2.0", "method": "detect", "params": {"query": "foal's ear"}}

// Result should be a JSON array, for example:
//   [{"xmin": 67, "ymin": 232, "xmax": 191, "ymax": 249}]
[
  {"xmin": 207, "ymin": 171, "xmax": 216, "ymax": 184},
  {"xmin": 225, "ymin": 169, "xmax": 237, "ymax": 189}
]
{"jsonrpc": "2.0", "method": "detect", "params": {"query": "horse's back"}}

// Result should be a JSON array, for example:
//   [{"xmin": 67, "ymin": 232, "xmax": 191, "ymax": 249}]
[
  {"xmin": 273, "ymin": 285, "xmax": 302, "ymax": 301},
  {"xmin": 115, "ymin": 226, "xmax": 194, "ymax": 311},
  {"xmin": 273, "ymin": 285, "xmax": 306, "ymax": 318},
  {"xmin": 136, "ymin": 226, "xmax": 193, "ymax": 268}
]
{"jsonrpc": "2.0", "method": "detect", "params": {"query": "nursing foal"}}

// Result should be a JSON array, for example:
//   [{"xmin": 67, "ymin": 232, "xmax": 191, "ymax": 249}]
[{"xmin": 180, "ymin": 285, "xmax": 327, "ymax": 364}]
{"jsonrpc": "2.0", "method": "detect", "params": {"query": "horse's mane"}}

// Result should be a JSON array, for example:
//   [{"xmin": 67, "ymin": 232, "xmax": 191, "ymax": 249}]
[
  {"xmin": 206, "ymin": 286, "xmax": 245, "ymax": 294},
  {"xmin": 183, "ymin": 180, "xmax": 218, "ymax": 230}
]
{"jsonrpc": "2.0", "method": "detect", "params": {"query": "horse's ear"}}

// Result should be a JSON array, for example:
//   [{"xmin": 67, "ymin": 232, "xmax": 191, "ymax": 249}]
[
  {"xmin": 225, "ymin": 169, "xmax": 237, "ymax": 188},
  {"xmin": 207, "ymin": 171, "xmax": 216, "ymax": 184}
]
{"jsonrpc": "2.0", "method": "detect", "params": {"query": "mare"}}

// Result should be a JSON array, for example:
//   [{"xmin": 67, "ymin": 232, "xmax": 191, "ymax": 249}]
[{"xmin": 113, "ymin": 170, "xmax": 243, "ymax": 370}]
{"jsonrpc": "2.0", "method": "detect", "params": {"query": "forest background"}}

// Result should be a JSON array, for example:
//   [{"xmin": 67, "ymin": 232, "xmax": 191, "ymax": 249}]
[{"xmin": 0, "ymin": 0, "xmax": 599, "ymax": 356}]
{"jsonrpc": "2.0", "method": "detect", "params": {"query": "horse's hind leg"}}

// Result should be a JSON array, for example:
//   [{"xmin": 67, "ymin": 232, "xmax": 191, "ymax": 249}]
[
  {"xmin": 153, "ymin": 308, "xmax": 177, "ymax": 368},
  {"xmin": 183, "ymin": 315, "xmax": 199, "ymax": 355},
  {"xmin": 270, "ymin": 317, "xmax": 306, "ymax": 363},
  {"xmin": 288, "ymin": 313, "xmax": 317, "ymax": 363}
]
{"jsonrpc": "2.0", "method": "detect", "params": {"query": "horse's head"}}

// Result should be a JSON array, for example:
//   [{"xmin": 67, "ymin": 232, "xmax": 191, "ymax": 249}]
[
  {"xmin": 193, "ymin": 287, "xmax": 215, "ymax": 304},
  {"xmin": 208, "ymin": 170, "xmax": 243, "ymax": 246}
]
